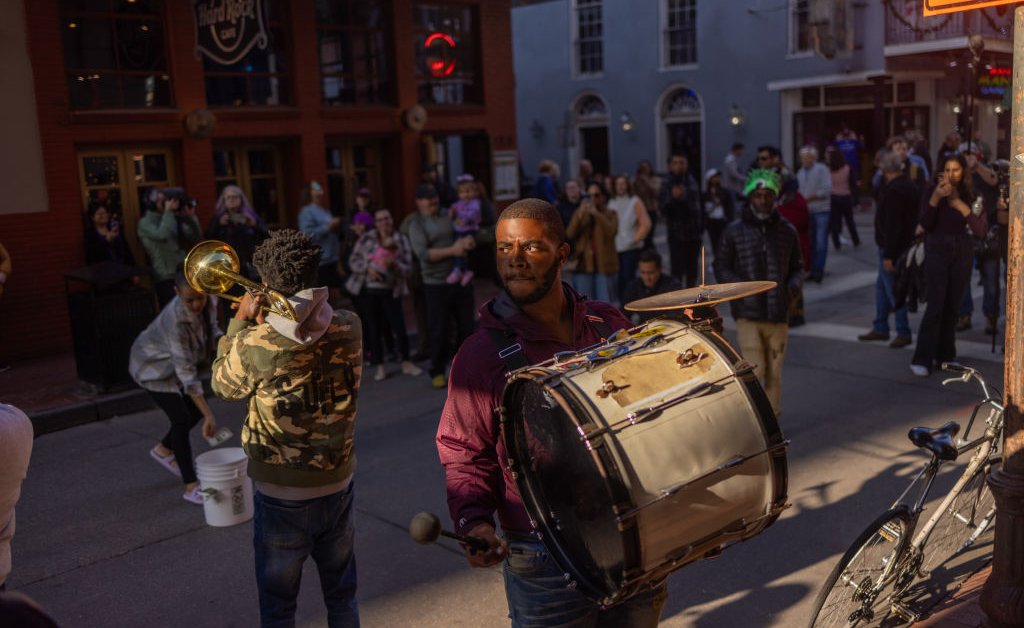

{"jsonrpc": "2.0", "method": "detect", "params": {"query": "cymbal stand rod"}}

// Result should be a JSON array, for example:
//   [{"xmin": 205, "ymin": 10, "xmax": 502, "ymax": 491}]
[{"xmin": 701, "ymin": 245, "xmax": 706, "ymax": 287}]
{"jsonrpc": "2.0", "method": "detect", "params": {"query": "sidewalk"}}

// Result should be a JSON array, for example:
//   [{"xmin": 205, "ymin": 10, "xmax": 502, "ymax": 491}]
[
  {"xmin": 915, "ymin": 565, "xmax": 991, "ymax": 627},
  {"xmin": 0, "ymin": 353, "xmax": 152, "ymax": 435}
]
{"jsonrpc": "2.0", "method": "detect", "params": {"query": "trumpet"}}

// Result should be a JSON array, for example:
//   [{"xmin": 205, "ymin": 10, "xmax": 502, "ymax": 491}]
[{"xmin": 184, "ymin": 240, "xmax": 297, "ymax": 321}]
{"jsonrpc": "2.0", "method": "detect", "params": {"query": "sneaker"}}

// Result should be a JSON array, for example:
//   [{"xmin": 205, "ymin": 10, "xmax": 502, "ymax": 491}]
[
  {"xmin": 183, "ymin": 485, "xmax": 204, "ymax": 505},
  {"xmin": 889, "ymin": 336, "xmax": 912, "ymax": 348},
  {"xmin": 431, "ymin": 374, "xmax": 447, "ymax": 389},
  {"xmin": 910, "ymin": 364, "xmax": 930, "ymax": 377},
  {"xmin": 401, "ymin": 361, "xmax": 423, "ymax": 376},
  {"xmin": 955, "ymin": 315, "xmax": 972, "ymax": 332},
  {"xmin": 446, "ymin": 268, "xmax": 464, "ymax": 285},
  {"xmin": 374, "ymin": 365, "xmax": 387, "ymax": 381},
  {"xmin": 858, "ymin": 330, "xmax": 889, "ymax": 342},
  {"xmin": 459, "ymin": 269, "xmax": 475, "ymax": 287}
]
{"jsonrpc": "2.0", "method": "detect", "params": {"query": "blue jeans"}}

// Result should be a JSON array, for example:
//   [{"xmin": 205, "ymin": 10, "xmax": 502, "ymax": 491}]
[
  {"xmin": 571, "ymin": 273, "xmax": 616, "ymax": 304},
  {"xmin": 960, "ymin": 256, "xmax": 1004, "ymax": 319},
  {"xmin": 873, "ymin": 249, "xmax": 911, "ymax": 338},
  {"xmin": 254, "ymin": 483, "xmax": 359, "ymax": 628},
  {"xmin": 981, "ymin": 256, "xmax": 1004, "ymax": 319},
  {"xmin": 617, "ymin": 249, "xmax": 642, "ymax": 304},
  {"xmin": 502, "ymin": 538, "xmax": 667, "ymax": 627},
  {"xmin": 809, "ymin": 212, "xmax": 830, "ymax": 277}
]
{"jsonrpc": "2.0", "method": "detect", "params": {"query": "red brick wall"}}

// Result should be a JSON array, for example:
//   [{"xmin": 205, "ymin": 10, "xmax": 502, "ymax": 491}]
[{"xmin": 2, "ymin": 0, "xmax": 515, "ymax": 362}]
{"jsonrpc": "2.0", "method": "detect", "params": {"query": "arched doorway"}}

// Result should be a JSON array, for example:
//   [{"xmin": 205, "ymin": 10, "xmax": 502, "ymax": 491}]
[
  {"xmin": 657, "ymin": 86, "xmax": 703, "ymax": 176},
  {"xmin": 570, "ymin": 93, "xmax": 610, "ymax": 178}
]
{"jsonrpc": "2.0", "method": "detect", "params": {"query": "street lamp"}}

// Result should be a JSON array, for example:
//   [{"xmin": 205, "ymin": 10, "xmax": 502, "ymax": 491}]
[
  {"xmin": 729, "ymin": 104, "xmax": 746, "ymax": 128},
  {"xmin": 620, "ymin": 112, "xmax": 635, "ymax": 132}
]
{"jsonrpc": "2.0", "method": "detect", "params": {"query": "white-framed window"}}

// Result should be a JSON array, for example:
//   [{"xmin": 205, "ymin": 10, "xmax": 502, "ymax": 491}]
[
  {"xmin": 789, "ymin": 0, "xmax": 813, "ymax": 56},
  {"xmin": 572, "ymin": 0, "xmax": 603, "ymax": 77},
  {"xmin": 662, "ymin": 0, "xmax": 697, "ymax": 68}
]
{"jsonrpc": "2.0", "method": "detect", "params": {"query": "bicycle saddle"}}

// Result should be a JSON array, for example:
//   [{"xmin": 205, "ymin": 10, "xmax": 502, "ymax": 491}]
[{"xmin": 908, "ymin": 420, "xmax": 960, "ymax": 461}]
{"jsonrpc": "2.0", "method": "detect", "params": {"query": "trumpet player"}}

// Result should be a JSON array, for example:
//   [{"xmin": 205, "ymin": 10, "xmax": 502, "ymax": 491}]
[{"xmin": 211, "ymin": 229, "xmax": 364, "ymax": 627}]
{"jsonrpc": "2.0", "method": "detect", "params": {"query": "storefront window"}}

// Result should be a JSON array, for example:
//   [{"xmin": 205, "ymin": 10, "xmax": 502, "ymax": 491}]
[
  {"xmin": 317, "ymin": 1, "xmax": 391, "ymax": 105},
  {"xmin": 413, "ymin": 4, "xmax": 482, "ymax": 105},
  {"xmin": 61, "ymin": 0, "xmax": 172, "ymax": 110},
  {"xmin": 77, "ymin": 147, "xmax": 177, "ymax": 265},
  {"xmin": 203, "ymin": 0, "xmax": 291, "ymax": 107}
]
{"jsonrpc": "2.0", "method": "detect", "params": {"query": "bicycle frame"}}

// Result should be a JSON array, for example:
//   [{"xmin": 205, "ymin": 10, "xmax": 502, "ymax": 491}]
[
  {"xmin": 822, "ymin": 367, "xmax": 1005, "ymax": 625},
  {"xmin": 888, "ymin": 381, "xmax": 999, "ymax": 598}
]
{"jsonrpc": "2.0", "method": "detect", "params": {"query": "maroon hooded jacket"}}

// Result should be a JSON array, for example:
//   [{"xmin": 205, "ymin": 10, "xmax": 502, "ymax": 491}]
[{"xmin": 437, "ymin": 283, "xmax": 630, "ymax": 537}]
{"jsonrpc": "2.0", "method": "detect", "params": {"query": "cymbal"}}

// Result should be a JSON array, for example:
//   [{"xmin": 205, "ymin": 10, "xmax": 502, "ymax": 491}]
[{"xmin": 624, "ymin": 281, "xmax": 778, "ymax": 311}]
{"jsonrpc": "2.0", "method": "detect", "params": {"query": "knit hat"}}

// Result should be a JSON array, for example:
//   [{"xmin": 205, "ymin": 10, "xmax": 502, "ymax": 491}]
[{"xmin": 743, "ymin": 168, "xmax": 781, "ymax": 196}]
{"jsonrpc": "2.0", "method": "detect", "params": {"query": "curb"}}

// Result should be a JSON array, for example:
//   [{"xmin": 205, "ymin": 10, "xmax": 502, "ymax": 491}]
[{"xmin": 29, "ymin": 388, "xmax": 154, "ymax": 437}]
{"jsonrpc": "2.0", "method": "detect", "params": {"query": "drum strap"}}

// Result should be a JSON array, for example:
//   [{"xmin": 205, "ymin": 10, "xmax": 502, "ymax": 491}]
[{"xmin": 487, "ymin": 304, "xmax": 613, "ymax": 374}]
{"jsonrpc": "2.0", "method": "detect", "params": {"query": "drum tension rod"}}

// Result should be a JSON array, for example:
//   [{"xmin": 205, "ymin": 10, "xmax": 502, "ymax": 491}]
[{"xmin": 615, "ymin": 440, "xmax": 791, "ymax": 523}]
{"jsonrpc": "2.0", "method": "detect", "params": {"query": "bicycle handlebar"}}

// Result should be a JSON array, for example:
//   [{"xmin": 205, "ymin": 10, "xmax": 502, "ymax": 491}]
[{"xmin": 940, "ymin": 362, "xmax": 1003, "ymax": 442}]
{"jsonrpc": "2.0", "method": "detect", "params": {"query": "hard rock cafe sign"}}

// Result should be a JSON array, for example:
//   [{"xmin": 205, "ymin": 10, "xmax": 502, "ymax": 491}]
[{"xmin": 192, "ymin": 0, "xmax": 269, "ymax": 66}]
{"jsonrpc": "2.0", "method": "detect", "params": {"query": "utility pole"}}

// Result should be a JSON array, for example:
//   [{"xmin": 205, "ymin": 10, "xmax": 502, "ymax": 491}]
[{"xmin": 979, "ymin": 6, "xmax": 1024, "ymax": 626}]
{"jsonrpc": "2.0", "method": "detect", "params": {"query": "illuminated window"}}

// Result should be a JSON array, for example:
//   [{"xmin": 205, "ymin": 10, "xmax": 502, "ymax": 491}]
[
  {"xmin": 574, "ymin": 0, "xmax": 603, "ymax": 76},
  {"xmin": 203, "ymin": 0, "xmax": 291, "ymax": 107},
  {"xmin": 790, "ymin": 0, "xmax": 812, "ymax": 55},
  {"xmin": 413, "ymin": 4, "xmax": 482, "ymax": 105},
  {"xmin": 317, "ymin": 0, "xmax": 391, "ymax": 105},
  {"xmin": 60, "ymin": 0, "xmax": 171, "ymax": 110},
  {"xmin": 664, "ymin": 0, "xmax": 696, "ymax": 67}
]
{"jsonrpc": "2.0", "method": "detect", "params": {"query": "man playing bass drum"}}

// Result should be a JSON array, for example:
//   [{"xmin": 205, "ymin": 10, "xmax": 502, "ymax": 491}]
[{"xmin": 436, "ymin": 198, "xmax": 667, "ymax": 626}]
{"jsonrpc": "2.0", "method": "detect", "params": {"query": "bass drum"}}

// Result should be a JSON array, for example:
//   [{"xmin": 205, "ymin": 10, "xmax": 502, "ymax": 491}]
[{"xmin": 502, "ymin": 318, "xmax": 788, "ymax": 606}]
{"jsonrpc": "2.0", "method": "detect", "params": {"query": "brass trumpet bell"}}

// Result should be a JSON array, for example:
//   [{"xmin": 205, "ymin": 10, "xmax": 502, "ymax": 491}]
[{"xmin": 184, "ymin": 240, "xmax": 297, "ymax": 321}]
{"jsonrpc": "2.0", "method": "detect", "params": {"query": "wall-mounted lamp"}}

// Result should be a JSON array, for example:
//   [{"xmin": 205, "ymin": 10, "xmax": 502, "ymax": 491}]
[
  {"xmin": 729, "ymin": 104, "xmax": 746, "ymax": 127},
  {"xmin": 530, "ymin": 119, "xmax": 544, "ymax": 140},
  {"xmin": 620, "ymin": 112, "xmax": 635, "ymax": 132},
  {"xmin": 994, "ymin": 103, "xmax": 1005, "ymax": 115},
  {"xmin": 952, "ymin": 101, "xmax": 963, "ymax": 115}
]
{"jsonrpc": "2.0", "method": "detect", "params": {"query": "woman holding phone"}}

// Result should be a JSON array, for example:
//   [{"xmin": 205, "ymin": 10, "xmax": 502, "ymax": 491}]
[{"xmin": 910, "ymin": 154, "xmax": 986, "ymax": 377}]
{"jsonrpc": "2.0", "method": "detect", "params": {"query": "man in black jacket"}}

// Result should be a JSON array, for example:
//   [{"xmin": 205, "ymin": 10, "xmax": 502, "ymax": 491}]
[
  {"xmin": 659, "ymin": 153, "xmax": 704, "ymax": 287},
  {"xmin": 621, "ymin": 249, "xmax": 681, "ymax": 323},
  {"xmin": 715, "ymin": 169, "xmax": 802, "ymax": 417},
  {"xmin": 859, "ymin": 152, "xmax": 919, "ymax": 348}
]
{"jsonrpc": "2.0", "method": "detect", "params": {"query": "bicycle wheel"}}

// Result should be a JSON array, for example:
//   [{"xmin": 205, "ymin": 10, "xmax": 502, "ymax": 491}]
[
  {"xmin": 808, "ymin": 506, "xmax": 914, "ymax": 628},
  {"xmin": 920, "ymin": 456, "xmax": 998, "ymax": 576}
]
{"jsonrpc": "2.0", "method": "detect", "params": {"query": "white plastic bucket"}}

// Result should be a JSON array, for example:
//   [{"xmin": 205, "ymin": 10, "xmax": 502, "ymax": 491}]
[{"xmin": 195, "ymin": 447, "xmax": 253, "ymax": 527}]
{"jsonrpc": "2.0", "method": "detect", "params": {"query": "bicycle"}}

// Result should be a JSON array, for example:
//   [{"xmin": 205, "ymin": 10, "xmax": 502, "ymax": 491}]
[{"xmin": 808, "ymin": 363, "xmax": 1004, "ymax": 627}]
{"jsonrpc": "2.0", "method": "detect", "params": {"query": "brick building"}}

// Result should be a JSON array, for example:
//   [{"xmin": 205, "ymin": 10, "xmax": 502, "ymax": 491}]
[{"xmin": 0, "ymin": 0, "xmax": 517, "ymax": 362}]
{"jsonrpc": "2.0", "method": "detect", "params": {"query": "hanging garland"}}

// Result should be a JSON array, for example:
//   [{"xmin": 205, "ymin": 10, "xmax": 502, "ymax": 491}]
[
  {"xmin": 882, "ymin": 0, "xmax": 953, "ymax": 36},
  {"xmin": 980, "ymin": 7, "xmax": 1013, "ymax": 37}
]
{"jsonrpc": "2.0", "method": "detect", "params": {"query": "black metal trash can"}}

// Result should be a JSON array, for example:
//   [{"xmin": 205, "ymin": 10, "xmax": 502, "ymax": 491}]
[{"xmin": 65, "ymin": 262, "xmax": 157, "ymax": 391}]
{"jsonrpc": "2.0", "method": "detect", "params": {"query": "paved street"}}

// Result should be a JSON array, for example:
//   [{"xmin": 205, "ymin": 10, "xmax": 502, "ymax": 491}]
[{"xmin": 7, "ymin": 215, "xmax": 1005, "ymax": 627}]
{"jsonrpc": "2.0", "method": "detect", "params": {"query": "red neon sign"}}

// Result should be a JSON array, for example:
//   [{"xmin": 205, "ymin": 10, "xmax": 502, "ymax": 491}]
[{"xmin": 424, "ymin": 31, "xmax": 457, "ymax": 78}]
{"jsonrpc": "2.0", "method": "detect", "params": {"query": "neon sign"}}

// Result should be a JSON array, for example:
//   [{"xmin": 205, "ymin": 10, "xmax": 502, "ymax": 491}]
[
  {"xmin": 424, "ymin": 32, "xmax": 457, "ymax": 78},
  {"xmin": 978, "ymin": 65, "xmax": 1011, "ymax": 99}
]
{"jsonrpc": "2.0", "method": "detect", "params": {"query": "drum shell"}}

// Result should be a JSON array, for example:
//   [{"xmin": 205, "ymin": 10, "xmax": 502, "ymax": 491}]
[{"xmin": 503, "ymin": 319, "xmax": 787, "ymax": 604}]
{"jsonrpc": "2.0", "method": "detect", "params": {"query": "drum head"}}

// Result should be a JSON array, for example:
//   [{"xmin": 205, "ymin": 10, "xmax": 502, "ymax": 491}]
[{"xmin": 503, "ymin": 375, "xmax": 626, "ymax": 600}]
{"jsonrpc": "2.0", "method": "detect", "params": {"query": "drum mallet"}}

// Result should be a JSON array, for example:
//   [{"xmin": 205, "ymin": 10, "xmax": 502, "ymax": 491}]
[{"xmin": 409, "ymin": 512, "xmax": 490, "ymax": 553}]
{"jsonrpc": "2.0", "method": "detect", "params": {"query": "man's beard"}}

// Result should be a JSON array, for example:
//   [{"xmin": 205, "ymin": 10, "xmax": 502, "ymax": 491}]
[{"xmin": 505, "ymin": 261, "xmax": 560, "ymax": 306}]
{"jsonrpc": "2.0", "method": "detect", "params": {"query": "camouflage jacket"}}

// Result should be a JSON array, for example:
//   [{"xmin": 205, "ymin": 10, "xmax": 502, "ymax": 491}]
[{"xmin": 211, "ymin": 289, "xmax": 362, "ymax": 487}]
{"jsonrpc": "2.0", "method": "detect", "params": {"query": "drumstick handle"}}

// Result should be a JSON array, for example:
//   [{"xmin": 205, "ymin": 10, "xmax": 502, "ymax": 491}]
[{"xmin": 440, "ymin": 529, "xmax": 490, "ymax": 552}]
